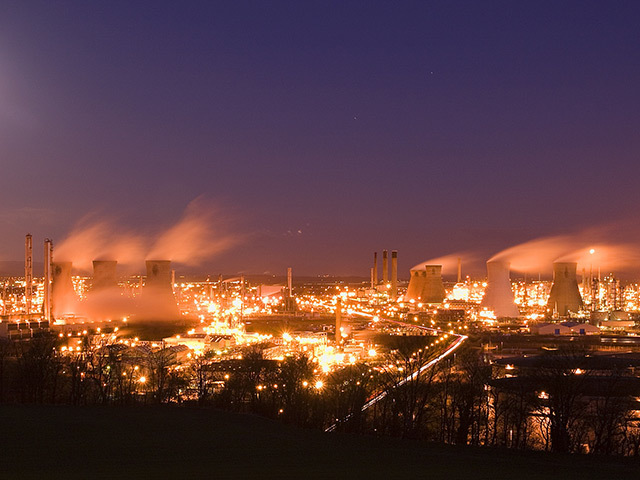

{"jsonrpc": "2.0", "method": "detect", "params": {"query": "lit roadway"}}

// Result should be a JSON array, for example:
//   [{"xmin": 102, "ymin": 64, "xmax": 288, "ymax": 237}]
[{"xmin": 325, "ymin": 308, "xmax": 468, "ymax": 432}]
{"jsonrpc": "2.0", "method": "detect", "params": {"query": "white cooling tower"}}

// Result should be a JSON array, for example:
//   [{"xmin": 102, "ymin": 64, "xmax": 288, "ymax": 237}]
[{"xmin": 480, "ymin": 260, "xmax": 519, "ymax": 318}]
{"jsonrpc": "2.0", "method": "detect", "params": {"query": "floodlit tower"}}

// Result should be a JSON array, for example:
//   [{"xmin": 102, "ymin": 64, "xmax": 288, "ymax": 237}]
[
  {"xmin": 25, "ymin": 234, "xmax": 33, "ymax": 314},
  {"xmin": 43, "ymin": 239, "xmax": 53, "ymax": 322},
  {"xmin": 373, "ymin": 252, "xmax": 378, "ymax": 285},
  {"xmin": 391, "ymin": 250, "xmax": 398, "ymax": 299},
  {"xmin": 335, "ymin": 296, "xmax": 342, "ymax": 344},
  {"xmin": 547, "ymin": 262, "xmax": 584, "ymax": 317},
  {"xmin": 480, "ymin": 260, "xmax": 519, "ymax": 318},
  {"xmin": 287, "ymin": 267, "xmax": 292, "ymax": 297}
]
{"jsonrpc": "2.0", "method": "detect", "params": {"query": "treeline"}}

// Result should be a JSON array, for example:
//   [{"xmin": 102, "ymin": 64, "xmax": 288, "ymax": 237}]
[{"xmin": 1, "ymin": 335, "xmax": 640, "ymax": 457}]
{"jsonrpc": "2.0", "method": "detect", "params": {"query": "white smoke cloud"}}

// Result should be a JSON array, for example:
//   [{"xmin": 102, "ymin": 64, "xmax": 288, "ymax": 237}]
[{"xmin": 55, "ymin": 197, "xmax": 240, "ymax": 271}]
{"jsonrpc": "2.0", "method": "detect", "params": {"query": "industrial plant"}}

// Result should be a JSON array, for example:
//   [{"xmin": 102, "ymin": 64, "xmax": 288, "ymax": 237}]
[{"xmin": 2, "ymin": 233, "xmax": 640, "ymax": 459}]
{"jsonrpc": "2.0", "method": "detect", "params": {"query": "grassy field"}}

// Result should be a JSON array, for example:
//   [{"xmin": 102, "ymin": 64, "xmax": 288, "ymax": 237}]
[{"xmin": 0, "ymin": 405, "xmax": 637, "ymax": 479}]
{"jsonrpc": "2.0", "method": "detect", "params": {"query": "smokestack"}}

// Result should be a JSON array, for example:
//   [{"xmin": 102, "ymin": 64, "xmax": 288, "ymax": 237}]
[
  {"xmin": 382, "ymin": 250, "xmax": 388, "ymax": 284},
  {"xmin": 335, "ymin": 296, "xmax": 342, "ymax": 344},
  {"xmin": 145, "ymin": 260, "xmax": 172, "ymax": 291},
  {"xmin": 421, "ymin": 265, "xmax": 446, "ymax": 304},
  {"xmin": 287, "ymin": 267, "xmax": 292, "ymax": 297},
  {"xmin": 43, "ymin": 239, "xmax": 53, "ymax": 322},
  {"xmin": 391, "ymin": 250, "xmax": 398, "ymax": 299},
  {"xmin": 547, "ymin": 262, "xmax": 584, "ymax": 317},
  {"xmin": 370, "ymin": 267, "xmax": 374, "ymax": 289},
  {"xmin": 52, "ymin": 261, "xmax": 74, "ymax": 318},
  {"xmin": 92, "ymin": 260, "xmax": 117, "ymax": 290},
  {"xmin": 457, "ymin": 257, "xmax": 462, "ymax": 284},
  {"xmin": 25, "ymin": 234, "xmax": 32, "ymax": 315},
  {"xmin": 480, "ymin": 260, "xmax": 519, "ymax": 318},
  {"xmin": 373, "ymin": 252, "xmax": 378, "ymax": 285}
]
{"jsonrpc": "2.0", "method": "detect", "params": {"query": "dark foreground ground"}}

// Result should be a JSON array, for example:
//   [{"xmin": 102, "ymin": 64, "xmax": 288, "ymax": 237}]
[{"xmin": 0, "ymin": 405, "xmax": 637, "ymax": 479}]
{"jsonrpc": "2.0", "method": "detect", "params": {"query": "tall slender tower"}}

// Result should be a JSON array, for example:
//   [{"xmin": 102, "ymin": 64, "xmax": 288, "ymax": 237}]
[
  {"xmin": 287, "ymin": 267, "xmax": 292, "ymax": 297},
  {"xmin": 373, "ymin": 252, "xmax": 378, "ymax": 285},
  {"xmin": 335, "ymin": 296, "xmax": 342, "ymax": 344},
  {"xmin": 391, "ymin": 250, "xmax": 398, "ymax": 299},
  {"xmin": 25, "ymin": 234, "xmax": 33, "ymax": 314},
  {"xmin": 382, "ymin": 250, "xmax": 388, "ymax": 284},
  {"xmin": 43, "ymin": 239, "xmax": 53, "ymax": 322}
]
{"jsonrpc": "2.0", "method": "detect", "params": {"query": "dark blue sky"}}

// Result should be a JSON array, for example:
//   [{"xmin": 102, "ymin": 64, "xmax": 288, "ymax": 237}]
[{"xmin": 1, "ymin": 1, "xmax": 639, "ymax": 276}]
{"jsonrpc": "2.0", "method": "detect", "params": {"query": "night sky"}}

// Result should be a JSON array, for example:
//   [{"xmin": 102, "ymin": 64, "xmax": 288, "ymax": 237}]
[{"xmin": 1, "ymin": 1, "xmax": 639, "ymax": 276}]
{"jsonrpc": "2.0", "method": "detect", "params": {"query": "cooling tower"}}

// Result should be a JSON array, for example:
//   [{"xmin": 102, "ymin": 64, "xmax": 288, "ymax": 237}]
[
  {"xmin": 421, "ymin": 265, "xmax": 446, "ymax": 304},
  {"xmin": 93, "ymin": 260, "xmax": 118, "ymax": 290},
  {"xmin": 140, "ymin": 260, "xmax": 179, "ymax": 320},
  {"xmin": 480, "ymin": 260, "xmax": 519, "ymax": 318},
  {"xmin": 405, "ymin": 269, "xmax": 426, "ymax": 301},
  {"xmin": 52, "ymin": 261, "xmax": 74, "ymax": 318},
  {"xmin": 547, "ymin": 262, "xmax": 584, "ymax": 316},
  {"xmin": 145, "ymin": 260, "xmax": 172, "ymax": 290}
]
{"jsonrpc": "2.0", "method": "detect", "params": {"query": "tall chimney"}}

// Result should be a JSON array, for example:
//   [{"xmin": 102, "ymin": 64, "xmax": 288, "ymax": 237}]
[
  {"xmin": 25, "ymin": 234, "xmax": 33, "ymax": 314},
  {"xmin": 43, "ymin": 239, "xmax": 53, "ymax": 322},
  {"xmin": 382, "ymin": 250, "xmax": 388, "ymax": 284},
  {"xmin": 391, "ymin": 250, "xmax": 398, "ymax": 299},
  {"xmin": 480, "ymin": 260, "xmax": 519, "ymax": 318},
  {"xmin": 335, "ymin": 296, "xmax": 342, "ymax": 344},
  {"xmin": 421, "ymin": 265, "xmax": 446, "ymax": 304},
  {"xmin": 457, "ymin": 257, "xmax": 462, "ymax": 284},
  {"xmin": 373, "ymin": 252, "xmax": 378, "ymax": 285},
  {"xmin": 547, "ymin": 262, "xmax": 583, "ymax": 317},
  {"xmin": 287, "ymin": 267, "xmax": 292, "ymax": 297}
]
